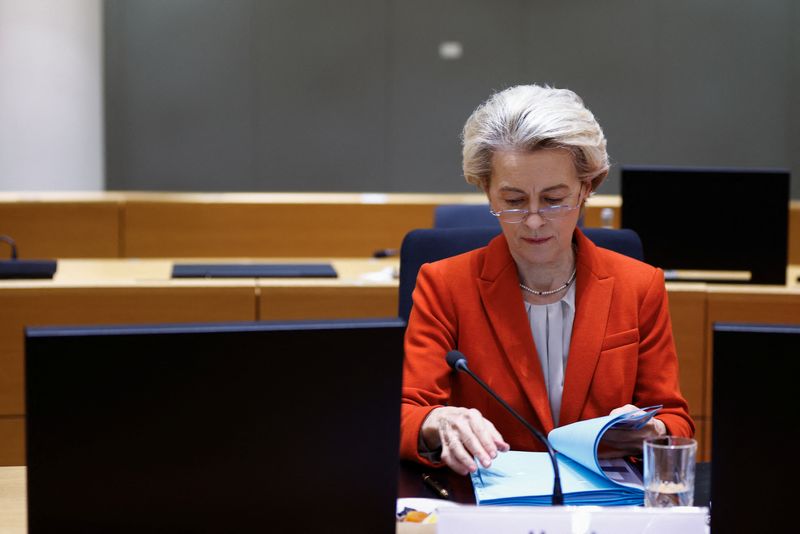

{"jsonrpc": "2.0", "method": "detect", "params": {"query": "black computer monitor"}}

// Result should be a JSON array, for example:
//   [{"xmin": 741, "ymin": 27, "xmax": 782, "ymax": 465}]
[
  {"xmin": 25, "ymin": 318, "xmax": 405, "ymax": 534},
  {"xmin": 621, "ymin": 166, "xmax": 789, "ymax": 284},
  {"xmin": 711, "ymin": 322, "xmax": 795, "ymax": 532}
]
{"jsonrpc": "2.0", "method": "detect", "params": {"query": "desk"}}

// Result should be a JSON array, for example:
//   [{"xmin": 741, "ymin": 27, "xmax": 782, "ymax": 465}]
[
  {"xmin": 0, "ymin": 467, "xmax": 24, "ymax": 534},
  {"xmin": 0, "ymin": 258, "xmax": 399, "ymax": 465},
  {"xmin": 53, "ymin": 257, "xmax": 400, "ymax": 320},
  {"xmin": 2, "ymin": 259, "xmax": 800, "ymax": 465},
  {"xmin": 0, "ymin": 463, "xmax": 712, "ymax": 534}
]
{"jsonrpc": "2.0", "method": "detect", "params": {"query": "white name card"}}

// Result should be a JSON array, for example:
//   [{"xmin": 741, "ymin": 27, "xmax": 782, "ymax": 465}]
[{"xmin": 436, "ymin": 505, "xmax": 709, "ymax": 534}]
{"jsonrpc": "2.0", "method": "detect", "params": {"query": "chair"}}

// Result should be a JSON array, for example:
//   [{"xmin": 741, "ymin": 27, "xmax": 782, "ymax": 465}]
[
  {"xmin": 433, "ymin": 204, "xmax": 500, "ymax": 229},
  {"xmin": 583, "ymin": 227, "xmax": 643, "ymax": 262},
  {"xmin": 398, "ymin": 227, "xmax": 644, "ymax": 321}
]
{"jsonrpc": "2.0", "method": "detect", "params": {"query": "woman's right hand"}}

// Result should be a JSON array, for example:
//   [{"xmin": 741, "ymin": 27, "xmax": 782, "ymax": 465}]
[{"xmin": 421, "ymin": 406, "xmax": 510, "ymax": 475}]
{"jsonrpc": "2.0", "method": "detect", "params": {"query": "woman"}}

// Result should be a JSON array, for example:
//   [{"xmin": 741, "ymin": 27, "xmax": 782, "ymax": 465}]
[{"xmin": 400, "ymin": 85, "xmax": 694, "ymax": 476}]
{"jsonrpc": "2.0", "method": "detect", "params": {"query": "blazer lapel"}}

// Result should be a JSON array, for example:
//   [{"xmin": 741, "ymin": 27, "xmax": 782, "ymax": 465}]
[
  {"xmin": 559, "ymin": 230, "xmax": 614, "ymax": 426},
  {"xmin": 477, "ymin": 235, "xmax": 555, "ymax": 432}
]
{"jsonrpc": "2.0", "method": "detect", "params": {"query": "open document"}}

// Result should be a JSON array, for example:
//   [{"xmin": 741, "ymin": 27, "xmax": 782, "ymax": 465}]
[{"xmin": 470, "ymin": 406, "xmax": 661, "ymax": 506}]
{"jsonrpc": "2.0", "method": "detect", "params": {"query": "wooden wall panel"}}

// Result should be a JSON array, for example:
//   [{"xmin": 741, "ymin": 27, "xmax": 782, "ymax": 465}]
[
  {"xmin": 123, "ymin": 201, "xmax": 436, "ymax": 258},
  {"xmin": 0, "ymin": 200, "xmax": 121, "ymax": 258},
  {"xmin": 121, "ymin": 195, "xmax": 629, "ymax": 258}
]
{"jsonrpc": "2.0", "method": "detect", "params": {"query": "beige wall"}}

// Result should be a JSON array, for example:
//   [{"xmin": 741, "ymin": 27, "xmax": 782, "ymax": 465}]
[{"xmin": 0, "ymin": 0, "xmax": 103, "ymax": 191}]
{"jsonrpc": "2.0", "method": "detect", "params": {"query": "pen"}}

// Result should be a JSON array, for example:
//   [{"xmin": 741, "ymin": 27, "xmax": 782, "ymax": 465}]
[{"xmin": 422, "ymin": 473, "xmax": 449, "ymax": 499}]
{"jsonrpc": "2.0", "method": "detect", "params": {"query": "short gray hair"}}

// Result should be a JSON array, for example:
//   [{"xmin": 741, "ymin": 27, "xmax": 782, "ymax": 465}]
[{"xmin": 461, "ymin": 84, "xmax": 609, "ymax": 192}]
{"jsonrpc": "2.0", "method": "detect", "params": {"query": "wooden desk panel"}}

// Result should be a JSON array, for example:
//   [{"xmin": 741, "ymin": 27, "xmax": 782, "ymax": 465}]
[
  {"xmin": 0, "ymin": 283, "xmax": 257, "ymax": 466},
  {"xmin": 123, "ymin": 200, "xmax": 436, "ymax": 258},
  {"xmin": 703, "ymin": 288, "xmax": 800, "ymax": 417},
  {"xmin": 258, "ymin": 258, "xmax": 399, "ymax": 320},
  {"xmin": 120, "ymin": 195, "xmax": 622, "ymax": 259},
  {"xmin": 0, "ymin": 200, "xmax": 121, "ymax": 258},
  {"xmin": 260, "ymin": 285, "xmax": 397, "ymax": 320},
  {"xmin": 665, "ymin": 287, "xmax": 708, "ymax": 422},
  {"xmin": 696, "ymin": 417, "xmax": 711, "ymax": 463},
  {"xmin": 693, "ymin": 417, "xmax": 709, "ymax": 463},
  {"xmin": 790, "ymin": 201, "xmax": 800, "ymax": 265},
  {"xmin": 583, "ymin": 195, "xmax": 620, "ymax": 227},
  {"xmin": 0, "ymin": 418, "xmax": 24, "ymax": 470}
]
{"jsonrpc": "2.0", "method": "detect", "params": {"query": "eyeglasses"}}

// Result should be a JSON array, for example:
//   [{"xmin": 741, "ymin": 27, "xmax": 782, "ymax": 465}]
[{"xmin": 489, "ymin": 188, "xmax": 584, "ymax": 224}]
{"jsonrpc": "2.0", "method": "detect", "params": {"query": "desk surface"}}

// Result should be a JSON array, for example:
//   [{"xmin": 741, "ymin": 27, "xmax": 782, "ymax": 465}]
[
  {"xmin": 43, "ymin": 257, "xmax": 399, "ymax": 286},
  {"xmin": 0, "ymin": 462, "xmax": 712, "ymax": 534},
  {"xmin": 0, "ymin": 467, "xmax": 24, "ymax": 534}
]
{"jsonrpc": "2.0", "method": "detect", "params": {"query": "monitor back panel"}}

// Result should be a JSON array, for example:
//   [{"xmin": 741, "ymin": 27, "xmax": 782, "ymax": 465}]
[
  {"xmin": 711, "ymin": 322, "xmax": 795, "ymax": 533},
  {"xmin": 25, "ymin": 319, "xmax": 405, "ymax": 534},
  {"xmin": 621, "ymin": 167, "xmax": 789, "ymax": 284}
]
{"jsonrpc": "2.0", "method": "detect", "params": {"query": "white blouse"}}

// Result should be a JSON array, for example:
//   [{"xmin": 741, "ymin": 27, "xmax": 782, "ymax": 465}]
[{"xmin": 523, "ymin": 282, "xmax": 576, "ymax": 427}]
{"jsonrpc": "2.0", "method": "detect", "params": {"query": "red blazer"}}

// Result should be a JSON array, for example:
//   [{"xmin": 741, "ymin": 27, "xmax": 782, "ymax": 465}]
[{"xmin": 400, "ymin": 228, "xmax": 694, "ymax": 465}]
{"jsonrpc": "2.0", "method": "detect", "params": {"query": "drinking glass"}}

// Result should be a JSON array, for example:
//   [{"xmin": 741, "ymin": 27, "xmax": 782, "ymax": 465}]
[{"xmin": 643, "ymin": 436, "xmax": 697, "ymax": 507}]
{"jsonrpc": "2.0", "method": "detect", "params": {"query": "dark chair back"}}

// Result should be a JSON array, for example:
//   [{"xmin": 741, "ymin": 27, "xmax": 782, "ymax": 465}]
[
  {"xmin": 398, "ymin": 227, "xmax": 644, "ymax": 321},
  {"xmin": 398, "ymin": 227, "xmax": 499, "ymax": 321},
  {"xmin": 434, "ymin": 204, "xmax": 500, "ymax": 229},
  {"xmin": 583, "ymin": 227, "xmax": 644, "ymax": 262}
]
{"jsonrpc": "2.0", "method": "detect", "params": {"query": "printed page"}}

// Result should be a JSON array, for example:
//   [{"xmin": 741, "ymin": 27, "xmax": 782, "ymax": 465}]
[
  {"xmin": 597, "ymin": 457, "xmax": 643, "ymax": 490},
  {"xmin": 548, "ymin": 406, "xmax": 661, "ymax": 480}
]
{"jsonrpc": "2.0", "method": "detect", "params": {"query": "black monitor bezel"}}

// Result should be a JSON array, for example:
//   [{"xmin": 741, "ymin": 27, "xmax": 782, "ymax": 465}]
[{"xmin": 620, "ymin": 165, "xmax": 789, "ymax": 285}]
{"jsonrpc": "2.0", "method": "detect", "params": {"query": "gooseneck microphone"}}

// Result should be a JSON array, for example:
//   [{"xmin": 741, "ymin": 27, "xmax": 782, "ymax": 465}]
[{"xmin": 445, "ymin": 350, "xmax": 564, "ymax": 506}]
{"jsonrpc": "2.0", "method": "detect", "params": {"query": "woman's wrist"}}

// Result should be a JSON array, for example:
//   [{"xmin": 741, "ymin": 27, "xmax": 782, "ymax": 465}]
[{"xmin": 419, "ymin": 408, "xmax": 442, "ymax": 451}]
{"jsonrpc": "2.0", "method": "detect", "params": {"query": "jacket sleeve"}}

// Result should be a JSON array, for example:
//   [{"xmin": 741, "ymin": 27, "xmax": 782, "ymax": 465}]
[
  {"xmin": 635, "ymin": 268, "xmax": 696, "ymax": 438},
  {"xmin": 399, "ymin": 262, "xmax": 459, "ymax": 465}
]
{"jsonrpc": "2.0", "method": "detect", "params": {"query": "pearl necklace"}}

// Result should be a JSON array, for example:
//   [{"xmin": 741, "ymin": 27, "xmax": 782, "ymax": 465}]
[{"xmin": 519, "ymin": 267, "xmax": 577, "ymax": 297}]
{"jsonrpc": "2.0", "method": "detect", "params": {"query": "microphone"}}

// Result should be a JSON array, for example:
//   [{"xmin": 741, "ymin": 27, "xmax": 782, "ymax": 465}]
[{"xmin": 446, "ymin": 350, "xmax": 564, "ymax": 506}]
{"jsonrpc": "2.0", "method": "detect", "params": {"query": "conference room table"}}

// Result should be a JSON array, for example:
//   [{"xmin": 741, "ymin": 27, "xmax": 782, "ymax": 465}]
[
  {"xmin": 0, "ymin": 463, "xmax": 711, "ymax": 533},
  {"xmin": 0, "ymin": 257, "xmax": 400, "ymax": 466}
]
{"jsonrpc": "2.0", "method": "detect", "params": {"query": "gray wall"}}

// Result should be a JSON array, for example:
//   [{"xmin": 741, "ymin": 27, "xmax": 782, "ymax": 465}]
[{"xmin": 105, "ymin": 0, "xmax": 800, "ymax": 197}]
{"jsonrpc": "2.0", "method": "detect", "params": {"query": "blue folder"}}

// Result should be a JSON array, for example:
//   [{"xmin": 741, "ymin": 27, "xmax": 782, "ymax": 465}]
[{"xmin": 471, "ymin": 406, "xmax": 662, "ymax": 506}]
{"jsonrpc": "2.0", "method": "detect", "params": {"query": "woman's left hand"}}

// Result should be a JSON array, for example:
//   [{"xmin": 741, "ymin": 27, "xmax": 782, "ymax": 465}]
[{"xmin": 598, "ymin": 404, "xmax": 667, "ymax": 458}]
